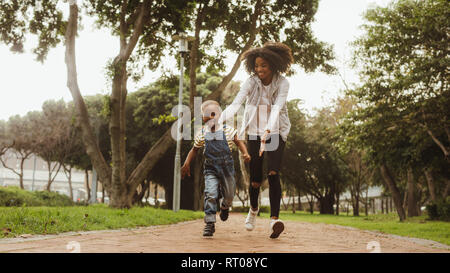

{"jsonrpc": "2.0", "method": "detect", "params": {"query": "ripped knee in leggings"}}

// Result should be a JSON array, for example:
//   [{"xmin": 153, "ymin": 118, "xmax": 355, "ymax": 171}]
[
  {"xmin": 268, "ymin": 170, "xmax": 278, "ymax": 176},
  {"xmin": 251, "ymin": 182, "xmax": 261, "ymax": 188}
]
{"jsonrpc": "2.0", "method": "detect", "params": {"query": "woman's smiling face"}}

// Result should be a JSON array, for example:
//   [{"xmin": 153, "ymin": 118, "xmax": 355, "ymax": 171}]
[{"xmin": 254, "ymin": 57, "xmax": 273, "ymax": 85}]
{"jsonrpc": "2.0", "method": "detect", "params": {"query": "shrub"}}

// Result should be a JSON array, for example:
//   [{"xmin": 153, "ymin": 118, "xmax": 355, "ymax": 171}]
[
  {"xmin": 426, "ymin": 198, "xmax": 450, "ymax": 222},
  {"xmin": 426, "ymin": 203, "xmax": 439, "ymax": 220},
  {"xmin": 0, "ymin": 186, "xmax": 74, "ymax": 207},
  {"xmin": 33, "ymin": 191, "xmax": 74, "ymax": 206},
  {"xmin": 0, "ymin": 186, "xmax": 42, "ymax": 206}
]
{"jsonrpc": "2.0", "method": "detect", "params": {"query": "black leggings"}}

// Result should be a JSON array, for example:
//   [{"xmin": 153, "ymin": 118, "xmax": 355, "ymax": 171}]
[{"xmin": 247, "ymin": 135, "xmax": 285, "ymax": 218}]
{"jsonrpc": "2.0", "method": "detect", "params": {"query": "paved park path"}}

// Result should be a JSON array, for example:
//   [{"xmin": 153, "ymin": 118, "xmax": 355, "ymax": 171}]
[{"xmin": 0, "ymin": 213, "xmax": 448, "ymax": 253}]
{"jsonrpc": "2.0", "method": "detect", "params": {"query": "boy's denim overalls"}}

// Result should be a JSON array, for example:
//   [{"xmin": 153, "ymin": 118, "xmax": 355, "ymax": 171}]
[{"xmin": 203, "ymin": 126, "xmax": 236, "ymax": 223}]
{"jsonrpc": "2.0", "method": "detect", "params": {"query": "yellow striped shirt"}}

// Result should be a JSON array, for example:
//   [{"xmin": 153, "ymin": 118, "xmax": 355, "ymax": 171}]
[{"xmin": 193, "ymin": 125, "xmax": 237, "ymax": 152}]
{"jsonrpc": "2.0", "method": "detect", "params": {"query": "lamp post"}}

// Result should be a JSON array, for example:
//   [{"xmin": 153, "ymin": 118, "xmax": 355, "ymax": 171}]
[{"xmin": 172, "ymin": 32, "xmax": 195, "ymax": 212}]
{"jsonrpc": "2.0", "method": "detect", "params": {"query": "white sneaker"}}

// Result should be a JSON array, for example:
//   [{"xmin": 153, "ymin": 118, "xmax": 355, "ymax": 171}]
[
  {"xmin": 270, "ymin": 219, "xmax": 284, "ymax": 239},
  {"xmin": 245, "ymin": 208, "xmax": 259, "ymax": 231}
]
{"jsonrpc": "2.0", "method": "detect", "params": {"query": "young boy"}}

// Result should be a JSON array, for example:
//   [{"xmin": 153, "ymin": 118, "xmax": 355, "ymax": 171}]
[{"xmin": 181, "ymin": 100, "xmax": 251, "ymax": 237}]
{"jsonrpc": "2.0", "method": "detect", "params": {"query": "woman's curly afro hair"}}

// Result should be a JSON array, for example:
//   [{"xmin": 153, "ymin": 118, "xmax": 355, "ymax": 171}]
[{"xmin": 241, "ymin": 42, "xmax": 294, "ymax": 75}]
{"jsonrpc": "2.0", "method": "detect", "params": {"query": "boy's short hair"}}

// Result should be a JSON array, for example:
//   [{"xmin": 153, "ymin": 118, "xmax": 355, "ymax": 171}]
[{"xmin": 201, "ymin": 100, "xmax": 221, "ymax": 114}]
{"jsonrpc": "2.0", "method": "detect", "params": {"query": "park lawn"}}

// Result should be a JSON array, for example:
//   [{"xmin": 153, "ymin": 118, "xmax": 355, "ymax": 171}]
[
  {"xmin": 259, "ymin": 211, "xmax": 450, "ymax": 246},
  {"xmin": 0, "ymin": 204, "xmax": 203, "ymax": 238}
]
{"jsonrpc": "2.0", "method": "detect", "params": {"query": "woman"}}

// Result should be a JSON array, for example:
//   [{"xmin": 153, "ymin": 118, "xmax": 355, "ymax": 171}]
[{"xmin": 219, "ymin": 42, "xmax": 293, "ymax": 238}]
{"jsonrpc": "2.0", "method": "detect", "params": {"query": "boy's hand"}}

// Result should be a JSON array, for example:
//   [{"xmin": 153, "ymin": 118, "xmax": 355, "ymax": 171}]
[
  {"xmin": 242, "ymin": 153, "xmax": 251, "ymax": 163},
  {"xmin": 181, "ymin": 164, "xmax": 190, "ymax": 179}
]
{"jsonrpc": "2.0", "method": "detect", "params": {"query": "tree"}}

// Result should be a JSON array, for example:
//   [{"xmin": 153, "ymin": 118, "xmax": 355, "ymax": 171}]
[
  {"xmin": 0, "ymin": 120, "xmax": 10, "ymax": 156},
  {"xmin": 333, "ymin": 96, "xmax": 374, "ymax": 216},
  {"xmin": 1, "ymin": 114, "xmax": 38, "ymax": 189},
  {"xmin": 282, "ymin": 100, "xmax": 347, "ymax": 214},
  {"xmin": 352, "ymin": 0, "xmax": 449, "ymax": 160},
  {"xmin": 33, "ymin": 100, "xmax": 77, "ymax": 191},
  {"xmin": 346, "ymin": 0, "xmax": 450, "ymax": 220}
]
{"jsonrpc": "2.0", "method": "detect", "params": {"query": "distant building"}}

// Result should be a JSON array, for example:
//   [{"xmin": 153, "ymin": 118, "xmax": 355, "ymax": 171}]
[{"xmin": 0, "ymin": 150, "xmax": 93, "ymax": 201}]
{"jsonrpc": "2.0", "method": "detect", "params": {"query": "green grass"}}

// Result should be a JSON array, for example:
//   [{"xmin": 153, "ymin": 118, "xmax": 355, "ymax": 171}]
[
  {"xmin": 258, "ymin": 211, "xmax": 450, "ymax": 246},
  {"xmin": 0, "ymin": 204, "xmax": 203, "ymax": 238}
]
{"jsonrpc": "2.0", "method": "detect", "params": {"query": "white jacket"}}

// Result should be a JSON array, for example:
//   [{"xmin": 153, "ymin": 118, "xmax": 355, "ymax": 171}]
[{"xmin": 219, "ymin": 74, "xmax": 291, "ymax": 141}]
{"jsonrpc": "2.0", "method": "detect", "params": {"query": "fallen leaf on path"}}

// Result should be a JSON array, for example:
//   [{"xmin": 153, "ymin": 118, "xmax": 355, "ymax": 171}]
[{"xmin": 19, "ymin": 234, "xmax": 33, "ymax": 238}]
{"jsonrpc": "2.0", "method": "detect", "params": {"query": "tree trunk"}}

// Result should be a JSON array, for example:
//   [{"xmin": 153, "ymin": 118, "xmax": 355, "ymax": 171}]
[
  {"xmin": 281, "ymin": 193, "xmax": 286, "ymax": 210},
  {"xmin": 85, "ymin": 169, "xmax": 91, "ymax": 201},
  {"xmin": 407, "ymin": 167, "xmax": 419, "ymax": 217},
  {"xmin": 133, "ymin": 180, "xmax": 150, "ymax": 205},
  {"xmin": 101, "ymin": 184, "xmax": 105, "ymax": 204},
  {"xmin": 154, "ymin": 183, "xmax": 159, "ymax": 207},
  {"xmin": 144, "ymin": 183, "xmax": 150, "ymax": 203},
  {"xmin": 48, "ymin": 162, "xmax": 62, "ymax": 191},
  {"xmin": 64, "ymin": 2, "xmax": 111, "ymax": 197},
  {"xmin": 46, "ymin": 161, "xmax": 52, "ymax": 191},
  {"xmin": 235, "ymin": 189, "xmax": 247, "ymax": 208},
  {"xmin": 19, "ymin": 158, "xmax": 25, "ymax": 189},
  {"xmin": 318, "ymin": 193, "xmax": 334, "ymax": 214},
  {"xmin": 365, "ymin": 187, "xmax": 369, "ymax": 216},
  {"xmin": 297, "ymin": 193, "xmax": 302, "ymax": 211},
  {"xmin": 306, "ymin": 194, "xmax": 315, "ymax": 214},
  {"xmin": 68, "ymin": 167, "xmax": 73, "ymax": 201},
  {"xmin": 335, "ymin": 194, "xmax": 340, "ymax": 215},
  {"xmin": 353, "ymin": 194, "xmax": 360, "ymax": 216},
  {"xmin": 443, "ymin": 179, "xmax": 450, "ymax": 199},
  {"xmin": 292, "ymin": 193, "xmax": 296, "ymax": 214},
  {"xmin": 63, "ymin": 165, "xmax": 74, "ymax": 201},
  {"xmin": 0, "ymin": 154, "xmax": 26, "ymax": 190},
  {"xmin": 380, "ymin": 164, "xmax": 406, "ymax": 221},
  {"xmin": 381, "ymin": 197, "xmax": 384, "ymax": 214},
  {"xmin": 424, "ymin": 169, "xmax": 437, "ymax": 203},
  {"xmin": 425, "ymin": 128, "xmax": 449, "ymax": 160},
  {"xmin": 188, "ymin": 1, "xmax": 208, "ymax": 108},
  {"xmin": 165, "ymin": 184, "xmax": 173, "ymax": 210},
  {"xmin": 109, "ymin": 59, "xmax": 129, "ymax": 208}
]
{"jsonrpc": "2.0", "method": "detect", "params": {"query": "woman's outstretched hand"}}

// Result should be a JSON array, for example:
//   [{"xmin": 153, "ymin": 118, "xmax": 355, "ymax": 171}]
[{"xmin": 259, "ymin": 130, "xmax": 270, "ymax": 157}]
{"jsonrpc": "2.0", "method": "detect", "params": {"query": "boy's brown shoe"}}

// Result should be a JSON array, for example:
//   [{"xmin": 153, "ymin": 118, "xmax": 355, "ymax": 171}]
[{"xmin": 203, "ymin": 222, "xmax": 215, "ymax": 237}]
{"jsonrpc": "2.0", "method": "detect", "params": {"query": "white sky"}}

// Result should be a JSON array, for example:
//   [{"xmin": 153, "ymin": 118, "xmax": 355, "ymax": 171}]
[{"xmin": 0, "ymin": 0, "xmax": 391, "ymax": 121}]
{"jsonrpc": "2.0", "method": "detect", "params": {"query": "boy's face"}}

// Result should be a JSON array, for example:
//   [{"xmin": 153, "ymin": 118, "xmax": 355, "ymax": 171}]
[{"xmin": 202, "ymin": 104, "xmax": 221, "ymax": 126}]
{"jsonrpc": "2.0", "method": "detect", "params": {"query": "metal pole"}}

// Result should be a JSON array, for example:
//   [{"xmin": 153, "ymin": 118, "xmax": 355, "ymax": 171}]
[
  {"xmin": 171, "ymin": 32, "xmax": 194, "ymax": 212},
  {"xmin": 173, "ymin": 53, "xmax": 184, "ymax": 212}
]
